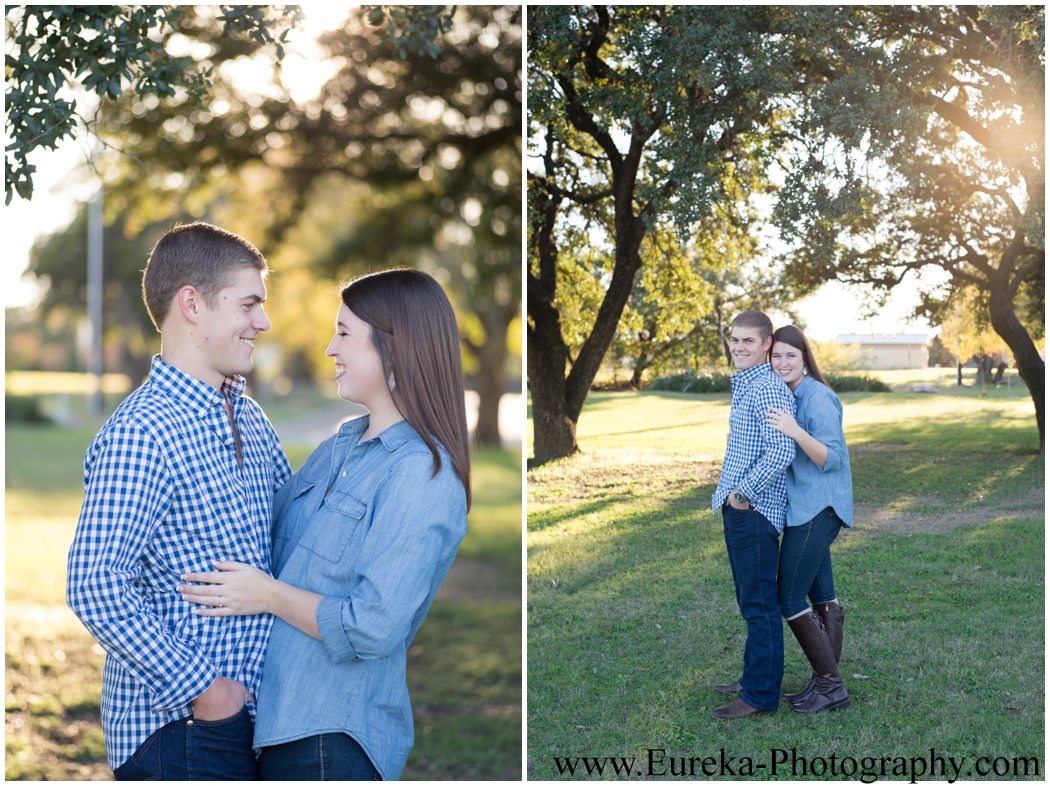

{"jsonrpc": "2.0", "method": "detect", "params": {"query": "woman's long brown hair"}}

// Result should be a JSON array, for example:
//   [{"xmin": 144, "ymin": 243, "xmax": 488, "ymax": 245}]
[
  {"xmin": 341, "ymin": 268, "xmax": 472, "ymax": 509},
  {"xmin": 770, "ymin": 325, "xmax": 829, "ymax": 388}
]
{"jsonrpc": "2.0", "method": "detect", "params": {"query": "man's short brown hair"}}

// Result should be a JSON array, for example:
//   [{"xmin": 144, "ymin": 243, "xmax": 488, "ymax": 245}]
[
  {"xmin": 142, "ymin": 222, "xmax": 266, "ymax": 330},
  {"xmin": 731, "ymin": 310, "xmax": 774, "ymax": 342}
]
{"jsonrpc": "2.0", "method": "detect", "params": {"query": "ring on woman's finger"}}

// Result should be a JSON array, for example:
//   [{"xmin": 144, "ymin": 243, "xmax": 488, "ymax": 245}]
[{"xmin": 219, "ymin": 596, "xmax": 224, "ymax": 608}]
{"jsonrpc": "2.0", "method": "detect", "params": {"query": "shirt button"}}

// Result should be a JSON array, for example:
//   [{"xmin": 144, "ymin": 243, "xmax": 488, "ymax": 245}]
[{"xmin": 342, "ymin": 471, "xmax": 347, "ymax": 477}]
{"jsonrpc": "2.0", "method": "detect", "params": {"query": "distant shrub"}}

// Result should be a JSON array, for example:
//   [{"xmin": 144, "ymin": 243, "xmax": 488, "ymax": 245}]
[
  {"xmin": 824, "ymin": 373, "xmax": 891, "ymax": 393},
  {"xmin": 590, "ymin": 379, "xmax": 638, "ymax": 392},
  {"xmin": 5, "ymin": 394, "xmax": 51, "ymax": 423},
  {"xmin": 811, "ymin": 339, "xmax": 869, "ymax": 373},
  {"xmin": 648, "ymin": 372, "xmax": 732, "ymax": 393}
]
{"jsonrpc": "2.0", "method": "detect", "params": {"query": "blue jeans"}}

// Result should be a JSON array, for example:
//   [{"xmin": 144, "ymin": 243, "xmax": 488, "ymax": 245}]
[
  {"xmin": 778, "ymin": 507, "xmax": 842, "ymax": 618},
  {"xmin": 722, "ymin": 504, "xmax": 783, "ymax": 711},
  {"xmin": 259, "ymin": 733, "xmax": 380, "ymax": 780},
  {"xmin": 113, "ymin": 705, "xmax": 258, "ymax": 780}
]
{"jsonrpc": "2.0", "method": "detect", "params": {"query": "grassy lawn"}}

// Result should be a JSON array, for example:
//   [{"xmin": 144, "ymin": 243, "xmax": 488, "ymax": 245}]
[
  {"xmin": 527, "ymin": 391, "xmax": 1043, "ymax": 781},
  {"xmin": 6, "ymin": 417, "xmax": 521, "ymax": 780}
]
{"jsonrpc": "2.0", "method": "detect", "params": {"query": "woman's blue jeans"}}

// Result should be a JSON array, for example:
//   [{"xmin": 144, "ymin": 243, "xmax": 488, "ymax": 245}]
[
  {"xmin": 722, "ymin": 504, "xmax": 783, "ymax": 711},
  {"xmin": 259, "ymin": 732, "xmax": 380, "ymax": 780},
  {"xmin": 778, "ymin": 506, "xmax": 842, "ymax": 618}
]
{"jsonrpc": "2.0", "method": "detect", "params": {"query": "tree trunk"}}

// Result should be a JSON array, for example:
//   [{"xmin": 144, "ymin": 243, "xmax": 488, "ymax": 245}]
[
  {"xmin": 992, "ymin": 360, "xmax": 1007, "ymax": 384},
  {"xmin": 527, "ymin": 218, "xmax": 645, "ymax": 460},
  {"xmin": 974, "ymin": 354, "xmax": 994, "ymax": 386},
  {"xmin": 630, "ymin": 324, "xmax": 657, "ymax": 387},
  {"xmin": 527, "ymin": 181, "xmax": 579, "ymax": 462},
  {"xmin": 469, "ymin": 302, "xmax": 518, "ymax": 446},
  {"xmin": 527, "ymin": 334, "xmax": 578, "ymax": 461},
  {"xmin": 988, "ymin": 265, "xmax": 1045, "ymax": 454}
]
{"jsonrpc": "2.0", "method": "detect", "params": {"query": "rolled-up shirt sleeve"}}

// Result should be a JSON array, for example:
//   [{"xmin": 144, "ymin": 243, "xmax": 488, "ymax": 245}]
[
  {"xmin": 66, "ymin": 423, "xmax": 217, "ymax": 713},
  {"xmin": 315, "ymin": 452, "xmax": 467, "ymax": 664},
  {"xmin": 737, "ymin": 384, "xmax": 796, "ymax": 502},
  {"xmin": 808, "ymin": 390, "xmax": 845, "ymax": 474}
]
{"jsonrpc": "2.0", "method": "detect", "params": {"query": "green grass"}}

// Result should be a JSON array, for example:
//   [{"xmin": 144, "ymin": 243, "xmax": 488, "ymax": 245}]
[
  {"xmin": 527, "ymin": 391, "xmax": 1043, "ymax": 781},
  {"xmin": 6, "ymin": 417, "xmax": 521, "ymax": 780}
]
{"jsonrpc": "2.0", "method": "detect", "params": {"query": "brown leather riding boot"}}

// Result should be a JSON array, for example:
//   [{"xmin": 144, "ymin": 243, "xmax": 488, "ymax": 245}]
[
  {"xmin": 786, "ymin": 610, "xmax": 850, "ymax": 714},
  {"xmin": 816, "ymin": 600, "xmax": 844, "ymax": 665},
  {"xmin": 784, "ymin": 601, "xmax": 845, "ymax": 705}
]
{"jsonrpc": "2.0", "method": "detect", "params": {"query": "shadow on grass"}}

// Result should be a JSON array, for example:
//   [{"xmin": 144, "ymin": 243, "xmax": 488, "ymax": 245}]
[
  {"xmin": 528, "ymin": 423, "xmax": 1044, "ymax": 780},
  {"xmin": 530, "ymin": 504, "xmax": 1044, "ymax": 779}
]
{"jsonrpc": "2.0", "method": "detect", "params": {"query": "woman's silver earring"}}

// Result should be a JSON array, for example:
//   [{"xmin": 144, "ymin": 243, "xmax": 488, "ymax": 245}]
[
  {"xmin": 803, "ymin": 367, "xmax": 809, "ymax": 376},
  {"xmin": 388, "ymin": 372, "xmax": 396, "ymax": 391}
]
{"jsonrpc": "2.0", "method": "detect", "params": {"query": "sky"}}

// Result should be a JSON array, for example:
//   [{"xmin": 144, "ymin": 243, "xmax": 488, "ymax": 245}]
[{"xmin": 4, "ymin": 3, "xmax": 938, "ymax": 343}]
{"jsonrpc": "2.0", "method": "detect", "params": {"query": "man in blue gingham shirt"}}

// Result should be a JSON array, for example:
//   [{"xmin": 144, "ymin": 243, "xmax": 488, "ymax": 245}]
[
  {"xmin": 709, "ymin": 310, "xmax": 795, "ymax": 720},
  {"xmin": 67, "ymin": 223, "xmax": 291, "ymax": 778}
]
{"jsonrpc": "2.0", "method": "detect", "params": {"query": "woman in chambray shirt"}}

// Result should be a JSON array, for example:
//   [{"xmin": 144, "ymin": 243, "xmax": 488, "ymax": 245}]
[
  {"xmin": 764, "ymin": 325, "xmax": 852, "ymax": 716},
  {"xmin": 179, "ymin": 268, "xmax": 470, "ymax": 779}
]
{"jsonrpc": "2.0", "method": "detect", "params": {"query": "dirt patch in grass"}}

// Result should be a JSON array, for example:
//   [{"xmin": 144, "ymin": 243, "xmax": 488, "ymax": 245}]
[
  {"xmin": 6, "ymin": 606, "xmax": 111, "ymax": 781},
  {"xmin": 436, "ymin": 557, "xmax": 521, "ymax": 604},
  {"xmin": 856, "ymin": 486, "xmax": 1045, "ymax": 534}
]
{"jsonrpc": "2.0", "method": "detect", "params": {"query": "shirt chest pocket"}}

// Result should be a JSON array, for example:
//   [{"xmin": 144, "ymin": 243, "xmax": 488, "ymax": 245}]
[{"xmin": 296, "ymin": 490, "xmax": 368, "ymax": 563}]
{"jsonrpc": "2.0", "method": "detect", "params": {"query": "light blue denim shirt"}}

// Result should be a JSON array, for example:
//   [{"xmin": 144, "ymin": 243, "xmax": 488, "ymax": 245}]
[
  {"xmin": 785, "ymin": 375, "xmax": 853, "ymax": 528},
  {"xmin": 252, "ymin": 416, "xmax": 467, "ymax": 780}
]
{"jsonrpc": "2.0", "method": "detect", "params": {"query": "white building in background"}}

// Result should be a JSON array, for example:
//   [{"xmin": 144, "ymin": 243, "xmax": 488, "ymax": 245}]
[{"xmin": 836, "ymin": 333, "xmax": 929, "ymax": 370}]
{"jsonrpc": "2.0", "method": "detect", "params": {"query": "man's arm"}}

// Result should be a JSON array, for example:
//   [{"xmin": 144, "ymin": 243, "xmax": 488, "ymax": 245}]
[
  {"xmin": 737, "ymin": 385, "xmax": 796, "ymax": 502},
  {"xmin": 66, "ymin": 422, "xmax": 223, "ymax": 714}
]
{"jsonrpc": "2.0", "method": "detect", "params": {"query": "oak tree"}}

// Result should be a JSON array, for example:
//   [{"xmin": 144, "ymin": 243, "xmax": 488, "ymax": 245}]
[
  {"xmin": 774, "ymin": 5, "xmax": 1045, "ymax": 451},
  {"xmin": 527, "ymin": 5, "xmax": 814, "ymax": 460}
]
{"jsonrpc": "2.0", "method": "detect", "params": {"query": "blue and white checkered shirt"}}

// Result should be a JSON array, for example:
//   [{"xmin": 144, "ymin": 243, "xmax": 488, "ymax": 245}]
[
  {"xmin": 712, "ymin": 362, "xmax": 796, "ymax": 532},
  {"xmin": 67, "ymin": 355, "xmax": 292, "ymax": 770}
]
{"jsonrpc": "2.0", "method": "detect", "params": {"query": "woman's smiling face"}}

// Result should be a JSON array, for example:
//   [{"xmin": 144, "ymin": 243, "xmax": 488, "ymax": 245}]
[
  {"xmin": 771, "ymin": 340, "xmax": 806, "ymax": 390},
  {"xmin": 325, "ymin": 303, "xmax": 388, "ymax": 407}
]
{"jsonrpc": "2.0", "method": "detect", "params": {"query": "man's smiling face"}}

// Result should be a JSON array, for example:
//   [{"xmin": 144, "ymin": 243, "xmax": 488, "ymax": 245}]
[
  {"xmin": 729, "ymin": 324, "xmax": 772, "ymax": 371},
  {"xmin": 196, "ymin": 266, "xmax": 271, "ymax": 383}
]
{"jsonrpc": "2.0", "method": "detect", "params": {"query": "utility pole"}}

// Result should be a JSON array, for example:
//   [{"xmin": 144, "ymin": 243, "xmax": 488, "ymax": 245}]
[
  {"xmin": 953, "ymin": 301, "xmax": 962, "ymax": 387},
  {"xmin": 88, "ymin": 188, "xmax": 103, "ymax": 416}
]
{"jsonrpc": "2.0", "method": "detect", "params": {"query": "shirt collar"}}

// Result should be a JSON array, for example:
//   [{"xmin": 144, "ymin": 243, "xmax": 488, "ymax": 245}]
[
  {"xmin": 149, "ymin": 354, "xmax": 245, "ymax": 416},
  {"xmin": 731, "ymin": 361, "xmax": 772, "ymax": 392},
  {"xmin": 792, "ymin": 374, "xmax": 814, "ymax": 398},
  {"xmin": 337, "ymin": 415, "xmax": 418, "ymax": 451}
]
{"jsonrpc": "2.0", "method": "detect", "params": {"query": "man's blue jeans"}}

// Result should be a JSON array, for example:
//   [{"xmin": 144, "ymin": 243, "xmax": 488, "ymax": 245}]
[
  {"xmin": 722, "ymin": 504, "xmax": 784, "ymax": 711},
  {"xmin": 113, "ymin": 705, "xmax": 258, "ymax": 780}
]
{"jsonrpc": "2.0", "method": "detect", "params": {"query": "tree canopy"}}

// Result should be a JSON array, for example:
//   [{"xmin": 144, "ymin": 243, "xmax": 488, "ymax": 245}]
[
  {"xmin": 773, "ymin": 5, "xmax": 1045, "ymax": 451},
  {"xmin": 4, "ymin": 5, "xmax": 298, "ymax": 204},
  {"xmin": 527, "ymin": 5, "xmax": 815, "ymax": 460},
  {"xmin": 12, "ymin": 5, "xmax": 521, "ymax": 445}
]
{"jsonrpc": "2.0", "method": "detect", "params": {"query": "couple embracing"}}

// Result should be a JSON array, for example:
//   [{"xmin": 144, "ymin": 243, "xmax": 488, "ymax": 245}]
[
  {"xmin": 66, "ymin": 222, "xmax": 470, "ymax": 779},
  {"xmin": 710, "ymin": 310, "xmax": 853, "ymax": 719}
]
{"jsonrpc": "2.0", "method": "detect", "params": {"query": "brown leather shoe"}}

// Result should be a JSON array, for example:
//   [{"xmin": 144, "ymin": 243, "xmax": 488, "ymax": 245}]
[
  {"xmin": 711, "ymin": 698, "xmax": 776, "ymax": 719},
  {"xmin": 713, "ymin": 679, "xmax": 743, "ymax": 695}
]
